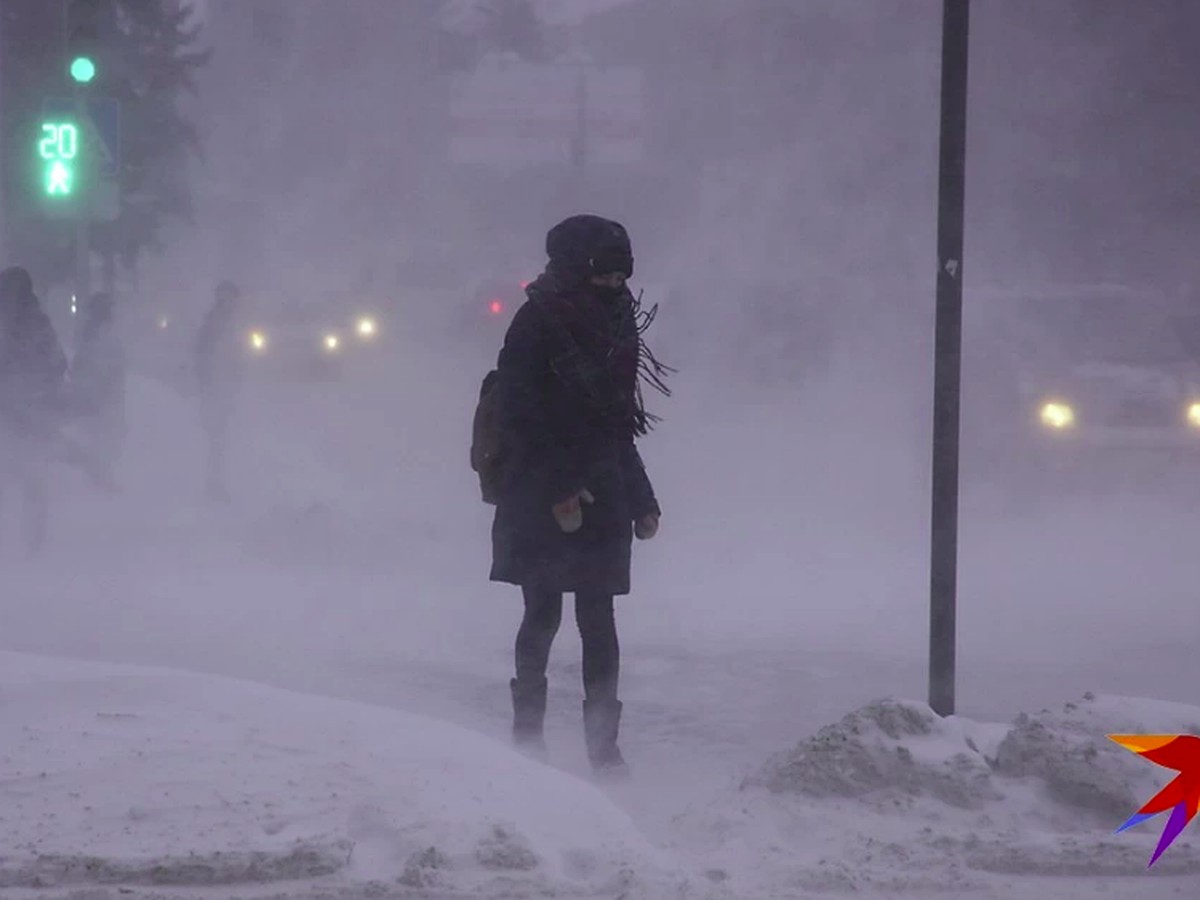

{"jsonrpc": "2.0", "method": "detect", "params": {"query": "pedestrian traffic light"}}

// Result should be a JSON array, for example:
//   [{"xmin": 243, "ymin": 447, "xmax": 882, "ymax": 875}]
[
  {"xmin": 33, "ymin": 95, "xmax": 120, "ymax": 220},
  {"xmin": 38, "ymin": 120, "xmax": 80, "ymax": 198},
  {"xmin": 65, "ymin": 0, "xmax": 103, "ymax": 84},
  {"xmin": 70, "ymin": 56, "xmax": 96, "ymax": 84}
]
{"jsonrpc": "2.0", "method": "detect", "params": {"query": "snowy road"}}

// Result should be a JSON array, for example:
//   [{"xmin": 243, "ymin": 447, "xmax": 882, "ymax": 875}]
[{"xmin": 6, "ymin": 350, "xmax": 1200, "ymax": 897}]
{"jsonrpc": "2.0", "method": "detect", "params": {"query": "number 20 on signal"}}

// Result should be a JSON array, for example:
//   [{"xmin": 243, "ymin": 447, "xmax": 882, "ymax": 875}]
[{"xmin": 40, "ymin": 123, "xmax": 79, "ymax": 161}]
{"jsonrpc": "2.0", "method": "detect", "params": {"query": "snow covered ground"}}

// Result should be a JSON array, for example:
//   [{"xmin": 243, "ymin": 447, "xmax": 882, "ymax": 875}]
[
  {"xmin": 0, "ymin": 651, "xmax": 686, "ymax": 899},
  {"xmin": 672, "ymin": 694, "xmax": 1200, "ymax": 898},
  {"xmin": 7, "ymin": 650, "xmax": 1200, "ymax": 900},
  {"xmin": 5, "ymin": 345, "xmax": 1200, "ymax": 898}
]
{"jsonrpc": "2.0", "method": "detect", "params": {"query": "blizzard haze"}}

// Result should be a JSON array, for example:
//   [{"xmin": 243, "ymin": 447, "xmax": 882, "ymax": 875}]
[{"xmin": 5, "ymin": 1, "xmax": 1200, "ymax": 898}]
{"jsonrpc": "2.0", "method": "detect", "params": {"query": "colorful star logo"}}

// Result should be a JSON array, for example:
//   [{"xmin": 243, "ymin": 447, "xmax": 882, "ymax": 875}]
[{"xmin": 1109, "ymin": 734, "xmax": 1200, "ymax": 867}]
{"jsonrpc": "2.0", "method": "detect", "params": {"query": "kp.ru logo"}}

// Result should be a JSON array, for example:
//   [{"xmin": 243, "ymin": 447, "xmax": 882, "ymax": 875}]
[{"xmin": 1109, "ymin": 734, "xmax": 1200, "ymax": 867}]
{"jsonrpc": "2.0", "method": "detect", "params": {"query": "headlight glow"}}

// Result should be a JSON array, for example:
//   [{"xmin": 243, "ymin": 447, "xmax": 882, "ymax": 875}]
[
  {"xmin": 1187, "ymin": 402, "xmax": 1200, "ymax": 429},
  {"xmin": 249, "ymin": 331, "xmax": 268, "ymax": 352},
  {"xmin": 158, "ymin": 316, "xmax": 170, "ymax": 330},
  {"xmin": 356, "ymin": 317, "xmax": 377, "ymax": 338},
  {"xmin": 1039, "ymin": 401, "xmax": 1075, "ymax": 430},
  {"xmin": 323, "ymin": 333, "xmax": 340, "ymax": 352}
]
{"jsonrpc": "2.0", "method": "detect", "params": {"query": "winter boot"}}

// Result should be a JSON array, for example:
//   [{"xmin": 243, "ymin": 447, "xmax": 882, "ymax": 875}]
[
  {"xmin": 583, "ymin": 698, "xmax": 629, "ymax": 778},
  {"xmin": 510, "ymin": 676, "xmax": 548, "ymax": 757}
]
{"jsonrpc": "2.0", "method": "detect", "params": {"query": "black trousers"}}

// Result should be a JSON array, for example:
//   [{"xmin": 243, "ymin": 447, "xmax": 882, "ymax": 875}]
[{"xmin": 516, "ymin": 586, "xmax": 619, "ymax": 703}]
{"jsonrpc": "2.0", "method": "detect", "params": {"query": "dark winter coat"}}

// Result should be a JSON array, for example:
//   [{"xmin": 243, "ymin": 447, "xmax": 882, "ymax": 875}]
[
  {"xmin": 489, "ymin": 273, "xmax": 661, "ymax": 596},
  {"xmin": 0, "ymin": 297, "xmax": 67, "ymax": 428}
]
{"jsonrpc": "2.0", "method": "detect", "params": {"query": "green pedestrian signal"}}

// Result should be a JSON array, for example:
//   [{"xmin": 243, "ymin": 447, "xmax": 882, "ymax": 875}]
[
  {"xmin": 70, "ymin": 56, "xmax": 96, "ymax": 83},
  {"xmin": 35, "ymin": 98, "xmax": 120, "ymax": 220},
  {"xmin": 47, "ymin": 161, "xmax": 73, "ymax": 196},
  {"xmin": 39, "ymin": 122, "xmax": 79, "ymax": 197}
]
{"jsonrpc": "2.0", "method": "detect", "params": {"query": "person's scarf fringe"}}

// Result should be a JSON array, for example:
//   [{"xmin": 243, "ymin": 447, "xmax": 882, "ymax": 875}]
[
  {"xmin": 528, "ymin": 271, "xmax": 674, "ymax": 437},
  {"xmin": 628, "ymin": 289, "xmax": 675, "ymax": 436}
]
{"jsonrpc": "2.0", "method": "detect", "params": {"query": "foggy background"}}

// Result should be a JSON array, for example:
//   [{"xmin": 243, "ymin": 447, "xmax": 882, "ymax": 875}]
[{"xmin": 6, "ymin": 0, "xmax": 1200, "ymax": 861}]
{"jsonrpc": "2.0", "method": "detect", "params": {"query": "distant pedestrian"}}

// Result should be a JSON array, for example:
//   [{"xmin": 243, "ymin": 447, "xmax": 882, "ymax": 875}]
[
  {"xmin": 0, "ymin": 267, "xmax": 68, "ymax": 555},
  {"xmin": 194, "ymin": 280, "xmax": 246, "ymax": 500}
]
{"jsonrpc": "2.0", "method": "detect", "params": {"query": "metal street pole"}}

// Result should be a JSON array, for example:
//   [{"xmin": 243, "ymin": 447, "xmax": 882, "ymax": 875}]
[
  {"xmin": 0, "ymin": 7, "xmax": 7, "ymax": 263},
  {"xmin": 73, "ymin": 84, "xmax": 90, "ymax": 352},
  {"xmin": 929, "ymin": 0, "xmax": 970, "ymax": 718}
]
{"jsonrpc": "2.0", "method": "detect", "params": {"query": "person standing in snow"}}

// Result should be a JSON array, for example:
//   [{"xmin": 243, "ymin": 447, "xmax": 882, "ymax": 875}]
[
  {"xmin": 68, "ymin": 293, "xmax": 127, "ymax": 476},
  {"xmin": 0, "ymin": 266, "xmax": 68, "ymax": 556},
  {"xmin": 194, "ymin": 280, "xmax": 246, "ymax": 500},
  {"xmin": 489, "ymin": 215, "xmax": 671, "ymax": 776}
]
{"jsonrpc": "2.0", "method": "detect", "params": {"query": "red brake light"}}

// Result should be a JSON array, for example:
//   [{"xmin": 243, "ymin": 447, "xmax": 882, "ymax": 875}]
[{"xmin": 489, "ymin": 299, "xmax": 504, "ymax": 315}]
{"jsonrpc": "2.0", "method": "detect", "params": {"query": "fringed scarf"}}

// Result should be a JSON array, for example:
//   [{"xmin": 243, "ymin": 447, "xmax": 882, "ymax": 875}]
[{"xmin": 527, "ymin": 267, "xmax": 674, "ymax": 437}]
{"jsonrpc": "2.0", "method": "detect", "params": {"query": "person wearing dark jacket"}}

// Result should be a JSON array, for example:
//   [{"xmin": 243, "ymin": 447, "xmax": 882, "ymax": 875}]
[
  {"xmin": 491, "ymin": 215, "xmax": 670, "ymax": 775},
  {"xmin": 0, "ymin": 266, "xmax": 68, "ymax": 555},
  {"xmin": 194, "ymin": 280, "xmax": 245, "ymax": 499}
]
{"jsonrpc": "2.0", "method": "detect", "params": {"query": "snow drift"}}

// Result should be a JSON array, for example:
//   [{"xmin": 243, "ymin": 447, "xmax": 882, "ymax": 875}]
[
  {"xmin": 0, "ymin": 651, "xmax": 691, "ymax": 899},
  {"xmin": 668, "ymin": 694, "xmax": 1200, "ymax": 897}
]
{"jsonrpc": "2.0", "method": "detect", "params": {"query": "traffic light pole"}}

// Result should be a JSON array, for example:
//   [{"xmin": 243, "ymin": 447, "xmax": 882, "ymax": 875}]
[
  {"xmin": 64, "ymin": 0, "xmax": 101, "ymax": 348},
  {"xmin": 73, "ymin": 87, "xmax": 90, "ymax": 350},
  {"xmin": 929, "ymin": 0, "xmax": 970, "ymax": 718}
]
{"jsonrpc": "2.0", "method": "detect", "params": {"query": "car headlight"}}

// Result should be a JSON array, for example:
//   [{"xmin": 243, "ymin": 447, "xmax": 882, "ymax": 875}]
[
  {"xmin": 249, "ymin": 330, "xmax": 268, "ymax": 353},
  {"xmin": 323, "ymin": 333, "xmax": 341, "ymax": 353},
  {"xmin": 1187, "ymin": 402, "xmax": 1200, "ymax": 428},
  {"xmin": 1039, "ymin": 401, "xmax": 1075, "ymax": 430},
  {"xmin": 356, "ymin": 317, "xmax": 377, "ymax": 338}
]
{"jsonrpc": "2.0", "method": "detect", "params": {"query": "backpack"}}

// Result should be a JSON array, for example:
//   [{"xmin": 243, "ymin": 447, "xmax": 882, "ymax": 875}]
[{"xmin": 470, "ymin": 368, "xmax": 504, "ymax": 504}]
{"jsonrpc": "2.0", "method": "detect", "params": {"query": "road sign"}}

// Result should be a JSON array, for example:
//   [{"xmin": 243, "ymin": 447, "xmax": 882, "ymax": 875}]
[{"xmin": 38, "ymin": 97, "xmax": 120, "ymax": 221}]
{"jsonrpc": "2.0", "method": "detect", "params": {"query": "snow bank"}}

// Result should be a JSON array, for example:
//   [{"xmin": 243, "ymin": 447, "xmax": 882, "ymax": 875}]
[
  {"xmin": 992, "ymin": 693, "xmax": 1200, "ymax": 823},
  {"xmin": 671, "ymin": 695, "xmax": 1200, "ymax": 897},
  {"xmin": 746, "ymin": 697, "xmax": 1003, "ymax": 810},
  {"xmin": 0, "ymin": 651, "xmax": 690, "ymax": 899}
]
